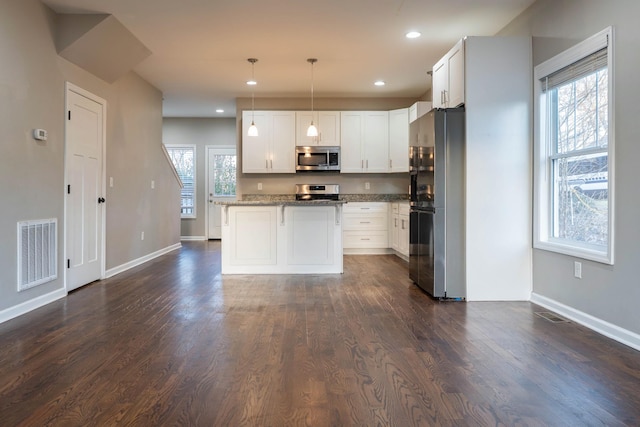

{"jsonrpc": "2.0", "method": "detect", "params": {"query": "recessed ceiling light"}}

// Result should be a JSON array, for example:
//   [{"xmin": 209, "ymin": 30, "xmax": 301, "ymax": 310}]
[
  {"xmin": 216, "ymin": 109, "xmax": 224, "ymax": 113},
  {"xmin": 374, "ymin": 80, "xmax": 385, "ymax": 86},
  {"xmin": 246, "ymin": 80, "xmax": 257, "ymax": 85},
  {"xmin": 405, "ymin": 31, "xmax": 421, "ymax": 39}
]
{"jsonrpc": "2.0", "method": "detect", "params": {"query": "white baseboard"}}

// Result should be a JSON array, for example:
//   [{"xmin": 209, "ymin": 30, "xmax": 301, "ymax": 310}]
[
  {"xmin": 180, "ymin": 236, "xmax": 206, "ymax": 241},
  {"xmin": 0, "ymin": 288, "xmax": 67, "ymax": 325},
  {"xmin": 104, "ymin": 243, "xmax": 182, "ymax": 278},
  {"xmin": 530, "ymin": 293, "xmax": 640, "ymax": 351},
  {"xmin": 344, "ymin": 248, "xmax": 394, "ymax": 255}
]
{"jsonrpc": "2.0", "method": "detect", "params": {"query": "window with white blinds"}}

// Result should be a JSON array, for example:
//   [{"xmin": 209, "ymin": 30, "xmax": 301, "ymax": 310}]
[
  {"xmin": 534, "ymin": 27, "xmax": 614, "ymax": 264},
  {"xmin": 164, "ymin": 144, "xmax": 196, "ymax": 219}
]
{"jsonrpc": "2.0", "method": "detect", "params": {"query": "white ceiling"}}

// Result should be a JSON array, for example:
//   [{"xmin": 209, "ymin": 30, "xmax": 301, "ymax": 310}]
[{"xmin": 43, "ymin": 0, "xmax": 536, "ymax": 118}]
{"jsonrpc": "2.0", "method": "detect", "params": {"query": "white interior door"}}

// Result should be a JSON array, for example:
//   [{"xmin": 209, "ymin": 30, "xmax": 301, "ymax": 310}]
[
  {"xmin": 207, "ymin": 146, "xmax": 236, "ymax": 239},
  {"xmin": 65, "ymin": 84, "xmax": 105, "ymax": 291}
]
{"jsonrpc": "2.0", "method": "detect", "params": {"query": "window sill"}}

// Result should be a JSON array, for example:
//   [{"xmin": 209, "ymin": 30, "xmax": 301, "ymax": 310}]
[{"xmin": 534, "ymin": 240, "xmax": 613, "ymax": 265}]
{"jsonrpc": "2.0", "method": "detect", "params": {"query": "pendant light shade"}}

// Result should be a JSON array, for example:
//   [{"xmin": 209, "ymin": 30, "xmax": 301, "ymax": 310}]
[
  {"xmin": 248, "ymin": 121, "xmax": 258, "ymax": 136},
  {"xmin": 306, "ymin": 58, "xmax": 318, "ymax": 137},
  {"xmin": 247, "ymin": 58, "xmax": 258, "ymax": 137}
]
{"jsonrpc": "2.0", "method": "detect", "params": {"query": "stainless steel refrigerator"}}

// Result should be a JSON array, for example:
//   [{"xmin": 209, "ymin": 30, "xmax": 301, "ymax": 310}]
[{"xmin": 409, "ymin": 108, "xmax": 465, "ymax": 299}]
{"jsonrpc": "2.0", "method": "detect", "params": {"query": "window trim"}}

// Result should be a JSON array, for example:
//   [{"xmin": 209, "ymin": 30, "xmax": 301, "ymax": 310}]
[
  {"xmin": 533, "ymin": 27, "xmax": 615, "ymax": 265},
  {"xmin": 164, "ymin": 143, "xmax": 197, "ymax": 219}
]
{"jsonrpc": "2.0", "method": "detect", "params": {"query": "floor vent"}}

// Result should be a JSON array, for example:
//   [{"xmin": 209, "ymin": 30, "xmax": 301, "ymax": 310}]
[
  {"xmin": 17, "ymin": 218, "xmax": 57, "ymax": 292},
  {"xmin": 535, "ymin": 311, "xmax": 570, "ymax": 323}
]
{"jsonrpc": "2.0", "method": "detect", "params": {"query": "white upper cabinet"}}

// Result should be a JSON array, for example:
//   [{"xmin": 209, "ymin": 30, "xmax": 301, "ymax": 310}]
[
  {"xmin": 242, "ymin": 110, "xmax": 296, "ymax": 173},
  {"xmin": 432, "ymin": 39, "xmax": 465, "ymax": 108},
  {"xmin": 295, "ymin": 111, "xmax": 341, "ymax": 146},
  {"xmin": 388, "ymin": 108, "xmax": 409, "ymax": 173},
  {"xmin": 409, "ymin": 101, "xmax": 432, "ymax": 123},
  {"xmin": 340, "ymin": 111, "xmax": 389, "ymax": 173}
]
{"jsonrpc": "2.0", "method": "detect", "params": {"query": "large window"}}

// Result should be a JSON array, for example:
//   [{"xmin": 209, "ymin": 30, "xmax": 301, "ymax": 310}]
[
  {"xmin": 534, "ymin": 27, "xmax": 614, "ymax": 264},
  {"xmin": 165, "ymin": 144, "xmax": 196, "ymax": 218}
]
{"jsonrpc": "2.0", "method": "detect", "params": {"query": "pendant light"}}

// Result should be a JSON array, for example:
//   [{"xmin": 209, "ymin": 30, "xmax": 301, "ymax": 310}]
[
  {"xmin": 306, "ymin": 58, "xmax": 318, "ymax": 137},
  {"xmin": 247, "ymin": 58, "xmax": 259, "ymax": 137}
]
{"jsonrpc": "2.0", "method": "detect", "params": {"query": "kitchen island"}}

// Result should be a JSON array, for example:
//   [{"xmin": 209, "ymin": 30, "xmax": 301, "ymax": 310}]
[{"xmin": 217, "ymin": 199, "xmax": 345, "ymax": 274}]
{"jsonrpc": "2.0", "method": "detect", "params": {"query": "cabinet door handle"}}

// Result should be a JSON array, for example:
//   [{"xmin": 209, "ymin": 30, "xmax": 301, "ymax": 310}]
[
  {"xmin": 270, "ymin": 159, "xmax": 273, "ymax": 169},
  {"xmin": 366, "ymin": 159, "xmax": 369, "ymax": 169},
  {"xmin": 361, "ymin": 160, "xmax": 364, "ymax": 169},
  {"xmin": 401, "ymin": 219, "xmax": 405, "ymax": 230},
  {"xmin": 360, "ymin": 221, "xmax": 371, "ymax": 224},
  {"xmin": 265, "ymin": 159, "xmax": 269, "ymax": 169},
  {"xmin": 394, "ymin": 218, "xmax": 398, "ymax": 227}
]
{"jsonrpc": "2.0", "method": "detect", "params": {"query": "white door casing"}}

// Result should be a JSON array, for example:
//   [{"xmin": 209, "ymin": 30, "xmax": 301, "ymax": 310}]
[
  {"xmin": 65, "ymin": 83, "xmax": 106, "ymax": 291},
  {"xmin": 206, "ymin": 146, "xmax": 236, "ymax": 239}
]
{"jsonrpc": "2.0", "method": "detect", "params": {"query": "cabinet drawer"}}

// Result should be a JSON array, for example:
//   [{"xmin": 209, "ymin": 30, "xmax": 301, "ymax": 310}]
[
  {"xmin": 398, "ymin": 202, "xmax": 410, "ymax": 215},
  {"xmin": 343, "ymin": 230, "xmax": 388, "ymax": 248},
  {"xmin": 343, "ymin": 213, "xmax": 388, "ymax": 230},
  {"xmin": 343, "ymin": 202, "xmax": 388, "ymax": 214}
]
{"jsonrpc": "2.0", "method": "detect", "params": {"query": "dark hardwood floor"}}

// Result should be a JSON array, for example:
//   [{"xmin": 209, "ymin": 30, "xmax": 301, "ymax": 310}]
[{"xmin": 1, "ymin": 241, "xmax": 639, "ymax": 426}]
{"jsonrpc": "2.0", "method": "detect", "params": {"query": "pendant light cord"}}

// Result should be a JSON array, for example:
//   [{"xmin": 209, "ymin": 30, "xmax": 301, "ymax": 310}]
[{"xmin": 308, "ymin": 58, "xmax": 317, "ymax": 114}]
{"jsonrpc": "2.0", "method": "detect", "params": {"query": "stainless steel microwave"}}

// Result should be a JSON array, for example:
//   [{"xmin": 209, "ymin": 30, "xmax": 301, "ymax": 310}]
[{"xmin": 295, "ymin": 146, "xmax": 340, "ymax": 172}]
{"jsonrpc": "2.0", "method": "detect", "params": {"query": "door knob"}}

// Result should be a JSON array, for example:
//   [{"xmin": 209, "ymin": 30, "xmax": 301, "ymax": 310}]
[{"xmin": 98, "ymin": 197, "xmax": 106, "ymax": 203}]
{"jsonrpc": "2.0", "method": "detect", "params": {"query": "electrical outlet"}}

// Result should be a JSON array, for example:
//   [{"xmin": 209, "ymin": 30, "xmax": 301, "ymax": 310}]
[
  {"xmin": 109, "ymin": 177, "xmax": 114, "ymax": 188},
  {"xmin": 151, "ymin": 180, "xmax": 155, "ymax": 189},
  {"xmin": 141, "ymin": 231, "xmax": 145, "ymax": 241},
  {"xmin": 365, "ymin": 182, "xmax": 370, "ymax": 190},
  {"xmin": 258, "ymin": 182, "xmax": 263, "ymax": 190},
  {"xmin": 574, "ymin": 261, "xmax": 582, "ymax": 279}
]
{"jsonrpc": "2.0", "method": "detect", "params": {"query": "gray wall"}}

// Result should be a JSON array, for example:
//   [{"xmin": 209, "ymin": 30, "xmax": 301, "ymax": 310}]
[
  {"xmin": 163, "ymin": 117, "xmax": 237, "ymax": 238},
  {"xmin": 499, "ymin": 0, "xmax": 640, "ymax": 335},
  {"xmin": 0, "ymin": 0, "xmax": 180, "ymax": 314}
]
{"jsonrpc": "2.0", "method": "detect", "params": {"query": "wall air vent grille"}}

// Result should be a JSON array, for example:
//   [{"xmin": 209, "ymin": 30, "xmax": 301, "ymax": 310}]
[{"xmin": 17, "ymin": 219, "xmax": 57, "ymax": 291}]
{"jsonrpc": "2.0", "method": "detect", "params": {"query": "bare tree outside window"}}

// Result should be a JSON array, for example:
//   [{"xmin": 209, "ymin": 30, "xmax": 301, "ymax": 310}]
[
  {"xmin": 551, "ymin": 69, "xmax": 608, "ymax": 247},
  {"xmin": 165, "ymin": 145, "xmax": 196, "ymax": 218}
]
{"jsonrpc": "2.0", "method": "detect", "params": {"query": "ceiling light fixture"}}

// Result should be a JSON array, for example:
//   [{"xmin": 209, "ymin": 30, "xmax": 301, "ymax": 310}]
[
  {"xmin": 247, "ymin": 58, "xmax": 258, "ymax": 137},
  {"xmin": 216, "ymin": 109, "xmax": 224, "ymax": 113},
  {"xmin": 306, "ymin": 58, "xmax": 318, "ymax": 137},
  {"xmin": 406, "ymin": 31, "xmax": 421, "ymax": 39},
  {"xmin": 374, "ymin": 80, "xmax": 386, "ymax": 86}
]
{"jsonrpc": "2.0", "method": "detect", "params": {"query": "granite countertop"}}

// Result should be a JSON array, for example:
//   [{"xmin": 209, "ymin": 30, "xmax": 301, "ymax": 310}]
[
  {"xmin": 215, "ymin": 199, "xmax": 346, "ymax": 206},
  {"xmin": 215, "ymin": 193, "xmax": 409, "ymax": 206}
]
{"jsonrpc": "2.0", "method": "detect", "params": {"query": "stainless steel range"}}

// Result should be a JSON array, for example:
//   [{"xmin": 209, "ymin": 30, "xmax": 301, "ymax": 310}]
[{"xmin": 295, "ymin": 184, "xmax": 340, "ymax": 201}]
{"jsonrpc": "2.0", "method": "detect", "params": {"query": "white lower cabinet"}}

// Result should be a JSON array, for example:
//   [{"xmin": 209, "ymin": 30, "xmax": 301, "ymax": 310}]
[
  {"xmin": 398, "ymin": 203, "xmax": 410, "ymax": 257},
  {"xmin": 343, "ymin": 202, "xmax": 389, "ymax": 253},
  {"xmin": 227, "ymin": 206, "xmax": 277, "ymax": 266},
  {"xmin": 286, "ymin": 205, "xmax": 339, "ymax": 265},
  {"xmin": 221, "ymin": 204, "xmax": 343, "ymax": 274},
  {"xmin": 390, "ymin": 202, "xmax": 410, "ymax": 259}
]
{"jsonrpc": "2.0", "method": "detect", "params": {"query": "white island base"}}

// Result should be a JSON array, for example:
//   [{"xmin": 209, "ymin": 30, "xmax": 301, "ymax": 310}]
[{"xmin": 220, "ymin": 203, "xmax": 344, "ymax": 274}]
